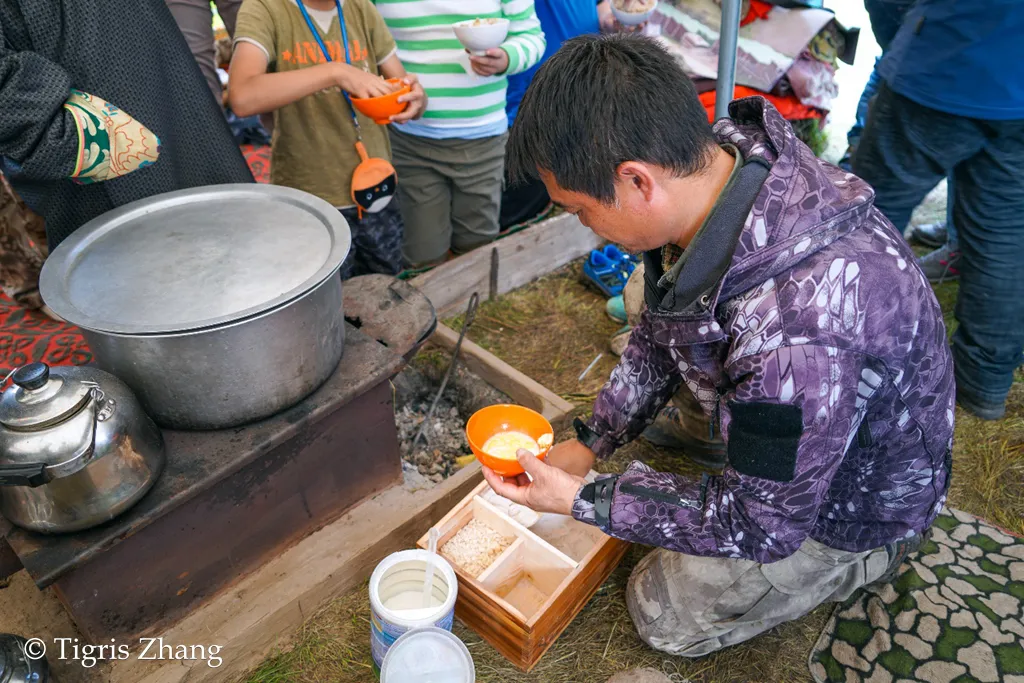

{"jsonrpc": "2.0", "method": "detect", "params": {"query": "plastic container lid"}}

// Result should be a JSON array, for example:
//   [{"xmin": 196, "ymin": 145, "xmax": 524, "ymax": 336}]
[{"xmin": 380, "ymin": 627, "xmax": 475, "ymax": 683}]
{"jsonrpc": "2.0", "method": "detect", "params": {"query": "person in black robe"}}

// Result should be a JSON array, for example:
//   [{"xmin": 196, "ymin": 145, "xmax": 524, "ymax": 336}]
[{"xmin": 0, "ymin": 0, "xmax": 254, "ymax": 249}]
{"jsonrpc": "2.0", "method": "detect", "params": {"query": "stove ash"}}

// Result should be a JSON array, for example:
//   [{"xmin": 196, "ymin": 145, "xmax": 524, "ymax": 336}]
[{"xmin": 393, "ymin": 364, "xmax": 507, "ymax": 484}]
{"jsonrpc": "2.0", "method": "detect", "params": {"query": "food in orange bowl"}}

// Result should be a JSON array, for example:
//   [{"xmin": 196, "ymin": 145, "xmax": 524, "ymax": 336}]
[
  {"xmin": 350, "ymin": 78, "xmax": 411, "ymax": 124},
  {"xmin": 466, "ymin": 404, "xmax": 555, "ymax": 477}
]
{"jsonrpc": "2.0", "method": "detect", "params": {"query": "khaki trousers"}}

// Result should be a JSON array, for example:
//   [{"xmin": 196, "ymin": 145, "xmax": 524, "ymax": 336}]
[
  {"xmin": 627, "ymin": 539, "xmax": 890, "ymax": 656},
  {"xmin": 390, "ymin": 128, "xmax": 507, "ymax": 266}
]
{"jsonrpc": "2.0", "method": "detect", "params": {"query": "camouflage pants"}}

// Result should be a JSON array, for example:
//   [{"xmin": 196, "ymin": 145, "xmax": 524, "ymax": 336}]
[
  {"xmin": 627, "ymin": 539, "xmax": 891, "ymax": 657},
  {"xmin": 0, "ymin": 175, "xmax": 47, "ymax": 310}
]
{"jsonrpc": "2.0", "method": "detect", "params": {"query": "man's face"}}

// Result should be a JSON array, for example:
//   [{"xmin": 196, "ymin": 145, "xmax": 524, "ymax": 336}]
[{"xmin": 538, "ymin": 169, "xmax": 670, "ymax": 253}]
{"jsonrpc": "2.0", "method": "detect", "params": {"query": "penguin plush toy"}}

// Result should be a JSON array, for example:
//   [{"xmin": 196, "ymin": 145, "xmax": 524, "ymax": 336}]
[{"xmin": 351, "ymin": 141, "xmax": 397, "ymax": 218}]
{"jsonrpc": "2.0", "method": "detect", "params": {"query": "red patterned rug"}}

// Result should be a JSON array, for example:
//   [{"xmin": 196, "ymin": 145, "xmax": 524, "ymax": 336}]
[
  {"xmin": 242, "ymin": 144, "xmax": 271, "ymax": 184},
  {"xmin": 0, "ymin": 299, "xmax": 91, "ymax": 374},
  {"xmin": 0, "ymin": 145, "xmax": 272, "ymax": 375}
]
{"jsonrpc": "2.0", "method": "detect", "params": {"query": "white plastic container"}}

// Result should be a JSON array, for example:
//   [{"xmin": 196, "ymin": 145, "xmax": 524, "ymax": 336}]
[
  {"xmin": 370, "ymin": 549, "xmax": 458, "ymax": 672},
  {"xmin": 381, "ymin": 627, "xmax": 475, "ymax": 683}
]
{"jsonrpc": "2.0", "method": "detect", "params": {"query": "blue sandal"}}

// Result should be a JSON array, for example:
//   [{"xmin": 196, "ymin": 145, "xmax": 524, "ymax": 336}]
[
  {"xmin": 583, "ymin": 250, "xmax": 627, "ymax": 297},
  {"xmin": 602, "ymin": 245, "xmax": 639, "ymax": 278}
]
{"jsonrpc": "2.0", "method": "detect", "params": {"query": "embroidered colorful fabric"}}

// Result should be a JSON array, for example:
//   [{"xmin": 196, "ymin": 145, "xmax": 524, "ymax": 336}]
[
  {"xmin": 63, "ymin": 89, "xmax": 161, "ymax": 185},
  {"xmin": 699, "ymin": 86, "xmax": 824, "ymax": 123},
  {"xmin": 741, "ymin": 0, "xmax": 772, "ymax": 26}
]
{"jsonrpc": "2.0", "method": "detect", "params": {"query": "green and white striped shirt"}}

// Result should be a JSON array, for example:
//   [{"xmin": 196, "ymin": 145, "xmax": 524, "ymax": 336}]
[{"xmin": 373, "ymin": 0, "xmax": 545, "ymax": 138}]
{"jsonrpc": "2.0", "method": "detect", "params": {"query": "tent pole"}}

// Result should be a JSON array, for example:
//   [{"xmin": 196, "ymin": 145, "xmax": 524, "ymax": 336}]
[{"xmin": 714, "ymin": 0, "xmax": 742, "ymax": 121}]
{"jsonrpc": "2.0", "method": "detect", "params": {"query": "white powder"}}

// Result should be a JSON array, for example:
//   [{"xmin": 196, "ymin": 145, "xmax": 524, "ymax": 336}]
[{"xmin": 440, "ymin": 519, "xmax": 514, "ymax": 577}]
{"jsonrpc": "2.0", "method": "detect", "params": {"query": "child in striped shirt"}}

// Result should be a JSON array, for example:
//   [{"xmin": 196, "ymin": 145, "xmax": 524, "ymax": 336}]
[{"xmin": 374, "ymin": 0, "xmax": 545, "ymax": 266}]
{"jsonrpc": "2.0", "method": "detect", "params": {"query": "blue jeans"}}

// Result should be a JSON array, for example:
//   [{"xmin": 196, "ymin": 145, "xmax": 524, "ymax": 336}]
[
  {"xmin": 847, "ymin": 0, "xmax": 914, "ymax": 147},
  {"xmin": 853, "ymin": 82, "xmax": 1024, "ymax": 408},
  {"xmin": 848, "ymin": 0, "xmax": 957, "ymax": 243}
]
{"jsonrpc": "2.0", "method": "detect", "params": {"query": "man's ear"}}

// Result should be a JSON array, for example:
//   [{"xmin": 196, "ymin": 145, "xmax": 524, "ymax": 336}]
[{"xmin": 615, "ymin": 161, "xmax": 657, "ymax": 202}]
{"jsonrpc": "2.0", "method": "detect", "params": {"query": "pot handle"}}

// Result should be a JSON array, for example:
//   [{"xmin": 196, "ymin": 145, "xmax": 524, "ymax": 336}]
[{"xmin": 0, "ymin": 463, "xmax": 47, "ymax": 487}]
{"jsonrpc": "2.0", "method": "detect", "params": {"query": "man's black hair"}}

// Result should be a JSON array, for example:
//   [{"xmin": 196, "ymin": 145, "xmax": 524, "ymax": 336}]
[{"xmin": 507, "ymin": 33, "xmax": 718, "ymax": 203}]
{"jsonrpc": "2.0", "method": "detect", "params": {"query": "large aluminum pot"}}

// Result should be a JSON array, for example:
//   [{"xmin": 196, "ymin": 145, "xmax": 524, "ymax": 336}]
[{"xmin": 39, "ymin": 185, "xmax": 351, "ymax": 430}]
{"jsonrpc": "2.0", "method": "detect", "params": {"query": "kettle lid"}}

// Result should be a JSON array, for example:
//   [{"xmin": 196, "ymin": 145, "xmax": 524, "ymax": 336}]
[{"xmin": 0, "ymin": 363, "xmax": 94, "ymax": 430}]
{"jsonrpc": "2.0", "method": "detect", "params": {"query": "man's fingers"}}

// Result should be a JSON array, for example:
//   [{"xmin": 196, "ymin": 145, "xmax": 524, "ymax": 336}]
[
  {"xmin": 482, "ymin": 465, "xmax": 529, "ymax": 505},
  {"xmin": 517, "ymin": 448, "xmax": 548, "ymax": 477}
]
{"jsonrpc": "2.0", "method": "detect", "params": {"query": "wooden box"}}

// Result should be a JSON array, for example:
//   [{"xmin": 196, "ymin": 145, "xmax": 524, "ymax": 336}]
[{"xmin": 417, "ymin": 480, "xmax": 628, "ymax": 671}]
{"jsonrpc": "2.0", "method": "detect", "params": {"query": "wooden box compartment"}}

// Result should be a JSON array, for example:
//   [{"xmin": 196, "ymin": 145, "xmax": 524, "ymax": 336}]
[{"xmin": 418, "ymin": 480, "xmax": 628, "ymax": 671}]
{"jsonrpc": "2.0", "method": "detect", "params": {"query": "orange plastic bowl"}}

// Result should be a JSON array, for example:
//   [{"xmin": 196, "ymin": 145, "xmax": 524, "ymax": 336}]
[
  {"xmin": 466, "ymin": 404, "xmax": 554, "ymax": 477},
  {"xmin": 350, "ymin": 78, "xmax": 411, "ymax": 125}
]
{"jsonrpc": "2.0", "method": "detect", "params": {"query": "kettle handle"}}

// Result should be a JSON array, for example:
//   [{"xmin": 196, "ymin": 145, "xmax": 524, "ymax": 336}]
[
  {"xmin": 0, "ymin": 462, "xmax": 47, "ymax": 487},
  {"xmin": 0, "ymin": 388, "xmax": 101, "ymax": 486},
  {"xmin": 53, "ymin": 388, "xmax": 101, "ymax": 477}
]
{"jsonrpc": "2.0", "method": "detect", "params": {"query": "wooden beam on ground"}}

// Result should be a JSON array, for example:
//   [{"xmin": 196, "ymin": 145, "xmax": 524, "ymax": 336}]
[
  {"xmin": 411, "ymin": 213, "xmax": 602, "ymax": 317},
  {"xmin": 431, "ymin": 324, "xmax": 576, "ymax": 432}
]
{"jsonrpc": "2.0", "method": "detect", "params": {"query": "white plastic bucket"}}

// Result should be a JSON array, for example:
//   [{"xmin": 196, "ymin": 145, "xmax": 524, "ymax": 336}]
[
  {"xmin": 381, "ymin": 627, "xmax": 475, "ymax": 683},
  {"xmin": 369, "ymin": 549, "xmax": 458, "ymax": 673}
]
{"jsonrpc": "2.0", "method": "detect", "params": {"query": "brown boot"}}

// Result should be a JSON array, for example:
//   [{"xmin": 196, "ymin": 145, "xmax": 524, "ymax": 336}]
[
  {"xmin": 642, "ymin": 395, "xmax": 726, "ymax": 469},
  {"xmin": 609, "ymin": 326, "xmax": 632, "ymax": 356}
]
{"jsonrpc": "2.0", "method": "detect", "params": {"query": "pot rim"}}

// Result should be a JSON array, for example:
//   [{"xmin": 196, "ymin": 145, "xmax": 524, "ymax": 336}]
[
  {"xmin": 40, "ymin": 184, "xmax": 351, "ymax": 336},
  {"xmin": 70, "ymin": 268, "xmax": 343, "ymax": 340}
]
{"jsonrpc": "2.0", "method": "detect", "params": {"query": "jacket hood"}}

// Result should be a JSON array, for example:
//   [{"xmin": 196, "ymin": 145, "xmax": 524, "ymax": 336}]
[{"xmin": 714, "ymin": 97, "xmax": 877, "ymax": 302}]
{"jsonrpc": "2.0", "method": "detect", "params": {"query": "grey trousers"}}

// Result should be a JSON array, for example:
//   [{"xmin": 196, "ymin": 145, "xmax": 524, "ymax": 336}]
[
  {"xmin": 627, "ymin": 538, "xmax": 890, "ymax": 656},
  {"xmin": 390, "ymin": 128, "xmax": 507, "ymax": 266},
  {"xmin": 165, "ymin": 0, "xmax": 243, "ymax": 105}
]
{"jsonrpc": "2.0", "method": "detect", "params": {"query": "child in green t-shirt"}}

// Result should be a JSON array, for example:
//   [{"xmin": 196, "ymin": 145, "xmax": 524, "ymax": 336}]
[{"xmin": 230, "ymin": 0, "xmax": 426, "ymax": 278}]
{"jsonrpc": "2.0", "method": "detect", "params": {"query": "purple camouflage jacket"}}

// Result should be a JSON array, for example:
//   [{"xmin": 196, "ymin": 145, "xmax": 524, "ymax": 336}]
[{"xmin": 571, "ymin": 98, "xmax": 954, "ymax": 563}]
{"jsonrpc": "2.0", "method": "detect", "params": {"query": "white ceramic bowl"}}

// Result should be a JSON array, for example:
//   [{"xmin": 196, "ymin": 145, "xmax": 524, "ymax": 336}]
[
  {"xmin": 452, "ymin": 18, "xmax": 510, "ymax": 55},
  {"xmin": 611, "ymin": 0, "xmax": 658, "ymax": 26}
]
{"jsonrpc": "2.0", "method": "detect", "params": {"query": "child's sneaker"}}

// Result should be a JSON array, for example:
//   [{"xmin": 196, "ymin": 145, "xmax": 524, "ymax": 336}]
[
  {"xmin": 606, "ymin": 295, "xmax": 627, "ymax": 323},
  {"xmin": 602, "ymin": 244, "xmax": 638, "ymax": 276},
  {"xmin": 583, "ymin": 249, "xmax": 627, "ymax": 297},
  {"xmin": 918, "ymin": 244, "xmax": 960, "ymax": 283}
]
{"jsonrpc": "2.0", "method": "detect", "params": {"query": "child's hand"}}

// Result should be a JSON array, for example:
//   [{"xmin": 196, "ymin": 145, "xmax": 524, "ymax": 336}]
[
  {"xmin": 336, "ymin": 65, "xmax": 393, "ymax": 99},
  {"xmin": 469, "ymin": 48, "xmax": 510, "ymax": 76},
  {"xmin": 391, "ymin": 76, "xmax": 427, "ymax": 123}
]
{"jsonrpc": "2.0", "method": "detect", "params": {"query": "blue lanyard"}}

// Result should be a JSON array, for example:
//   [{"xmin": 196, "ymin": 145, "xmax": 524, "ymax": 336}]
[{"xmin": 295, "ymin": 0, "xmax": 362, "ymax": 134}]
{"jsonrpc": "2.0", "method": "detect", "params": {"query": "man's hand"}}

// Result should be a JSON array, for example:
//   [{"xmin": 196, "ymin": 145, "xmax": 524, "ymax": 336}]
[
  {"xmin": 482, "ymin": 449, "xmax": 587, "ymax": 516},
  {"xmin": 336, "ymin": 65, "xmax": 394, "ymax": 99},
  {"xmin": 469, "ymin": 48, "xmax": 510, "ymax": 76},
  {"xmin": 391, "ymin": 75, "xmax": 427, "ymax": 123}
]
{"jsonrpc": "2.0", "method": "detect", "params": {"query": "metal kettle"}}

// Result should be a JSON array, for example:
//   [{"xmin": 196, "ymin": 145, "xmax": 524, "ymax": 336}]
[
  {"xmin": 0, "ymin": 363, "xmax": 165, "ymax": 534},
  {"xmin": 0, "ymin": 634, "xmax": 49, "ymax": 683}
]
